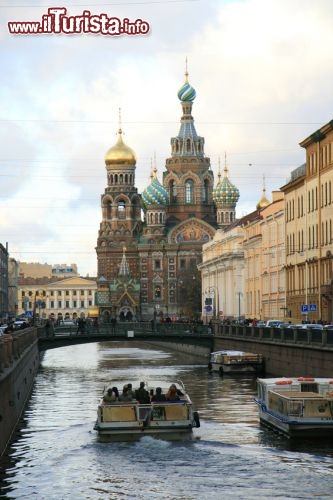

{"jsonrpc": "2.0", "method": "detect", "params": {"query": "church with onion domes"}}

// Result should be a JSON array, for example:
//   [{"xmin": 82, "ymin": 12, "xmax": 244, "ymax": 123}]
[{"xmin": 95, "ymin": 68, "xmax": 240, "ymax": 321}]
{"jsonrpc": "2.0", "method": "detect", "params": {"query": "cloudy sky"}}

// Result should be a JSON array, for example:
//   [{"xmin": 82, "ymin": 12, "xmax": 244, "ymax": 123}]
[{"xmin": 1, "ymin": 0, "xmax": 333, "ymax": 277}]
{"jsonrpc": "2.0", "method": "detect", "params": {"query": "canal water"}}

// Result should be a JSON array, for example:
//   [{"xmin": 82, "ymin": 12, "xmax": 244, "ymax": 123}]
[{"xmin": 0, "ymin": 342, "xmax": 332, "ymax": 499}]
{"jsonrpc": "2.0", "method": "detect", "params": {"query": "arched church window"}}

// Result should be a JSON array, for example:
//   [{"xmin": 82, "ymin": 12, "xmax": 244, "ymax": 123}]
[
  {"xmin": 106, "ymin": 200, "xmax": 112, "ymax": 220},
  {"xmin": 169, "ymin": 180, "xmax": 177, "ymax": 202},
  {"xmin": 203, "ymin": 179, "xmax": 209, "ymax": 203},
  {"xmin": 185, "ymin": 179, "xmax": 194, "ymax": 203},
  {"xmin": 186, "ymin": 139, "xmax": 191, "ymax": 152},
  {"xmin": 175, "ymin": 140, "xmax": 179, "ymax": 153},
  {"xmin": 125, "ymin": 174, "xmax": 128, "ymax": 184},
  {"xmin": 115, "ymin": 174, "xmax": 118, "ymax": 184},
  {"xmin": 118, "ymin": 200, "xmax": 126, "ymax": 219},
  {"xmin": 119, "ymin": 174, "xmax": 123, "ymax": 184}
]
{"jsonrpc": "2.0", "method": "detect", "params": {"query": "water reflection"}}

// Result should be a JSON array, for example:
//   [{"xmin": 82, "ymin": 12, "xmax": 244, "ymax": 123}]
[{"xmin": 1, "ymin": 342, "xmax": 333, "ymax": 500}]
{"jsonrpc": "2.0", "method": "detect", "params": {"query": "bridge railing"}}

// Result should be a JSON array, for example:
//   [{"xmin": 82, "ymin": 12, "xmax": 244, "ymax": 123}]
[
  {"xmin": 50, "ymin": 321, "xmax": 211, "ymax": 337},
  {"xmin": 217, "ymin": 324, "xmax": 333, "ymax": 348}
]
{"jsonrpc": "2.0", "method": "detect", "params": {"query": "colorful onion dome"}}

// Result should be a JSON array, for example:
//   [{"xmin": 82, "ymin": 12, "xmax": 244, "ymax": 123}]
[
  {"xmin": 105, "ymin": 128, "xmax": 136, "ymax": 165},
  {"xmin": 213, "ymin": 158, "xmax": 240, "ymax": 205},
  {"xmin": 142, "ymin": 167, "xmax": 169, "ymax": 207},
  {"xmin": 177, "ymin": 66, "xmax": 196, "ymax": 102}
]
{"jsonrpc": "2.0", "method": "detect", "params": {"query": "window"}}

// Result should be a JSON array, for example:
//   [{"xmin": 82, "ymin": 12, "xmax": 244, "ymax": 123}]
[
  {"xmin": 81, "ymin": 300, "xmax": 84, "ymax": 308},
  {"xmin": 154, "ymin": 259, "xmax": 161, "ymax": 270},
  {"xmin": 154, "ymin": 286, "xmax": 161, "ymax": 299},
  {"xmin": 180, "ymin": 259, "xmax": 186, "ymax": 270},
  {"xmin": 73, "ymin": 300, "xmax": 77, "ymax": 308},
  {"xmin": 185, "ymin": 180, "xmax": 194, "ymax": 203},
  {"xmin": 118, "ymin": 200, "xmax": 126, "ymax": 219},
  {"xmin": 50, "ymin": 301, "xmax": 54, "ymax": 308},
  {"xmin": 66, "ymin": 301, "xmax": 70, "ymax": 308},
  {"xmin": 58, "ymin": 301, "xmax": 62, "ymax": 308}
]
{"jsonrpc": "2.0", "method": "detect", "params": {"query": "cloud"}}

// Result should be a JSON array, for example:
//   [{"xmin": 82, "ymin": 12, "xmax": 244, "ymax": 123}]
[{"xmin": 1, "ymin": 0, "xmax": 333, "ymax": 275}]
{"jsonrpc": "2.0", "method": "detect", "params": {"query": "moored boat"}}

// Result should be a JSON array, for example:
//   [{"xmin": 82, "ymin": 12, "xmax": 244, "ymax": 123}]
[
  {"xmin": 255, "ymin": 377, "xmax": 333, "ymax": 437},
  {"xmin": 208, "ymin": 350, "xmax": 264, "ymax": 375},
  {"xmin": 94, "ymin": 380, "xmax": 200, "ymax": 439}
]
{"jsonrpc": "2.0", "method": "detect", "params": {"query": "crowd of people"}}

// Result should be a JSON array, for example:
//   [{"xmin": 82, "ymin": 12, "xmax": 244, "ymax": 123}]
[{"xmin": 102, "ymin": 382, "xmax": 184, "ymax": 404}]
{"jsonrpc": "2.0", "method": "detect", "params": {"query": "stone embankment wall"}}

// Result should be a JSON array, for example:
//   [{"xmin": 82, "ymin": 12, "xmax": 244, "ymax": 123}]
[
  {"xmin": 213, "ymin": 337, "xmax": 333, "ymax": 377},
  {"xmin": 0, "ymin": 329, "xmax": 40, "ymax": 457},
  {"xmin": 146, "ymin": 341, "xmax": 211, "ymax": 359}
]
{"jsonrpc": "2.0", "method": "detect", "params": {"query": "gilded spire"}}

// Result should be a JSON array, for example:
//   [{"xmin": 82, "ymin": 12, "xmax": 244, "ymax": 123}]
[
  {"xmin": 118, "ymin": 107, "xmax": 122, "ymax": 134},
  {"xmin": 223, "ymin": 152, "xmax": 229, "ymax": 178},
  {"xmin": 256, "ymin": 175, "xmax": 270, "ymax": 209}
]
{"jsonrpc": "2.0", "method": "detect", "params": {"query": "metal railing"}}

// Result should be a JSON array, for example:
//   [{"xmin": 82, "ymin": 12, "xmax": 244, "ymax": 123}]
[{"xmin": 217, "ymin": 324, "xmax": 333, "ymax": 348}]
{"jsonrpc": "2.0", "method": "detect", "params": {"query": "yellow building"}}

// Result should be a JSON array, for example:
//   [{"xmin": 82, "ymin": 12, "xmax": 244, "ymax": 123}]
[
  {"xmin": 281, "ymin": 120, "xmax": 333, "ymax": 323},
  {"xmin": 18, "ymin": 276, "xmax": 97, "ymax": 322}
]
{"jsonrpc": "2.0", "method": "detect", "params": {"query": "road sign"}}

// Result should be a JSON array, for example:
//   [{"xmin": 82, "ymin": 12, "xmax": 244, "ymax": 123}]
[
  {"xmin": 309, "ymin": 304, "xmax": 317, "ymax": 312},
  {"xmin": 204, "ymin": 305, "xmax": 213, "ymax": 314},
  {"xmin": 301, "ymin": 304, "xmax": 308, "ymax": 313}
]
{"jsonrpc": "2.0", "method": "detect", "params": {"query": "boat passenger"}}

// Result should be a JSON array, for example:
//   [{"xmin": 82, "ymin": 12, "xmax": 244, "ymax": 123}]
[
  {"xmin": 151, "ymin": 387, "xmax": 167, "ymax": 402},
  {"xmin": 119, "ymin": 386, "xmax": 133, "ymax": 402},
  {"xmin": 135, "ymin": 382, "xmax": 150, "ymax": 404},
  {"xmin": 166, "ymin": 384, "xmax": 184, "ymax": 400},
  {"xmin": 126, "ymin": 383, "xmax": 135, "ymax": 399},
  {"xmin": 103, "ymin": 387, "xmax": 119, "ymax": 403}
]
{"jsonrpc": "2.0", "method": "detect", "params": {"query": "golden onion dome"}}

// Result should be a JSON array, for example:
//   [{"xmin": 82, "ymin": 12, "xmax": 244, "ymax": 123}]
[{"xmin": 105, "ymin": 128, "xmax": 136, "ymax": 166}]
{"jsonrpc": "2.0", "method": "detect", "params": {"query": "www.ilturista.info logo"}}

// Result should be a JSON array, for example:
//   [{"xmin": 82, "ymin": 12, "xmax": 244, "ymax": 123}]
[{"xmin": 8, "ymin": 7, "xmax": 150, "ymax": 36}]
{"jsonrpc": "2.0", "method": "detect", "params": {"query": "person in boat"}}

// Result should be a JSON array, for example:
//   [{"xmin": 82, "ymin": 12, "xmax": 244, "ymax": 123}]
[
  {"xmin": 126, "ymin": 383, "xmax": 135, "ymax": 399},
  {"xmin": 119, "ymin": 385, "xmax": 133, "ymax": 402},
  {"xmin": 103, "ymin": 387, "xmax": 119, "ymax": 403},
  {"xmin": 135, "ymin": 382, "xmax": 150, "ymax": 404},
  {"xmin": 151, "ymin": 387, "xmax": 167, "ymax": 402},
  {"xmin": 166, "ymin": 384, "xmax": 184, "ymax": 400}
]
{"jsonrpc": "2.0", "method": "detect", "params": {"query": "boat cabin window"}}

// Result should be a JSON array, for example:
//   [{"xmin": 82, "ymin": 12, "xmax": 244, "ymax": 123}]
[{"xmin": 301, "ymin": 383, "xmax": 318, "ymax": 393}]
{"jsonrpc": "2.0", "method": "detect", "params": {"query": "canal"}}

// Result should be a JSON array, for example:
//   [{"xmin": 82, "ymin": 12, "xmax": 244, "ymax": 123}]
[{"xmin": 0, "ymin": 342, "xmax": 332, "ymax": 499}]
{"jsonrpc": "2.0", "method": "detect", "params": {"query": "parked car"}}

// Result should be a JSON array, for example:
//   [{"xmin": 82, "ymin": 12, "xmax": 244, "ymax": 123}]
[
  {"xmin": 0, "ymin": 325, "xmax": 7, "ymax": 336},
  {"xmin": 255, "ymin": 320, "xmax": 266, "ymax": 328},
  {"xmin": 265, "ymin": 320, "xmax": 284, "ymax": 328},
  {"xmin": 14, "ymin": 320, "xmax": 28, "ymax": 330},
  {"xmin": 295, "ymin": 323, "xmax": 324, "ymax": 330}
]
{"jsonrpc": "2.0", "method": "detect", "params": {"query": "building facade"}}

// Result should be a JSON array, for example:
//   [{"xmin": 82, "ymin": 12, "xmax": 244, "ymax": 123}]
[
  {"xmin": 95, "ymin": 71, "xmax": 239, "ymax": 321},
  {"xmin": 17, "ymin": 276, "xmax": 97, "ymax": 322},
  {"xmin": 281, "ymin": 119, "xmax": 333, "ymax": 323},
  {"xmin": 0, "ymin": 243, "xmax": 8, "ymax": 322}
]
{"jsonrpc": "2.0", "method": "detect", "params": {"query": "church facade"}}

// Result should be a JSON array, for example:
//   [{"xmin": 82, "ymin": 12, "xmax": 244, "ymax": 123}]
[{"xmin": 95, "ymin": 71, "xmax": 239, "ymax": 321}]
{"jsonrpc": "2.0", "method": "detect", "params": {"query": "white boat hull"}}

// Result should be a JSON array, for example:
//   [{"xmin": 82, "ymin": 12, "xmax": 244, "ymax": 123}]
[
  {"xmin": 256, "ymin": 402, "xmax": 333, "ymax": 437},
  {"xmin": 211, "ymin": 362, "xmax": 262, "ymax": 374},
  {"xmin": 255, "ymin": 377, "xmax": 333, "ymax": 438},
  {"xmin": 94, "ymin": 382, "xmax": 200, "ymax": 439}
]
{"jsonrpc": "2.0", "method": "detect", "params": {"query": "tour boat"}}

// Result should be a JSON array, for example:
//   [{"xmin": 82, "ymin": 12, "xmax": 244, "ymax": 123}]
[
  {"xmin": 94, "ymin": 380, "xmax": 200, "ymax": 439},
  {"xmin": 208, "ymin": 350, "xmax": 264, "ymax": 375},
  {"xmin": 255, "ymin": 377, "xmax": 333, "ymax": 437}
]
